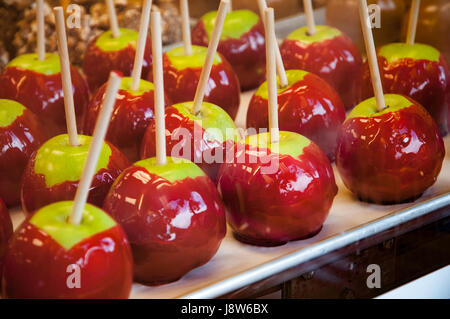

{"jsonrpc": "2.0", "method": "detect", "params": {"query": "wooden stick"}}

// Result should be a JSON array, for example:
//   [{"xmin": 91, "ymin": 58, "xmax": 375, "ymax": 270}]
[
  {"xmin": 265, "ymin": 8, "xmax": 279, "ymax": 144},
  {"xmin": 358, "ymin": 0, "xmax": 385, "ymax": 111},
  {"xmin": 192, "ymin": 0, "xmax": 229, "ymax": 115},
  {"xmin": 106, "ymin": 0, "xmax": 120, "ymax": 38},
  {"xmin": 54, "ymin": 7, "xmax": 79, "ymax": 146},
  {"xmin": 228, "ymin": 0, "xmax": 232, "ymax": 13},
  {"xmin": 70, "ymin": 72, "xmax": 122, "ymax": 225},
  {"xmin": 151, "ymin": 11, "xmax": 166, "ymax": 165},
  {"xmin": 180, "ymin": 0, "xmax": 192, "ymax": 56},
  {"xmin": 406, "ymin": 0, "xmax": 420, "ymax": 45},
  {"xmin": 36, "ymin": 0, "xmax": 45, "ymax": 61},
  {"xmin": 131, "ymin": 0, "xmax": 152, "ymax": 91},
  {"xmin": 257, "ymin": 0, "xmax": 288, "ymax": 88},
  {"xmin": 303, "ymin": 0, "xmax": 316, "ymax": 36}
]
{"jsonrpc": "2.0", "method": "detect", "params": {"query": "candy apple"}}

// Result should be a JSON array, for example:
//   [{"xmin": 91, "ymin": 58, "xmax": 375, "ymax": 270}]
[
  {"xmin": 192, "ymin": 9, "xmax": 265, "ymax": 91},
  {"xmin": 0, "ymin": 198, "xmax": 13, "ymax": 282},
  {"xmin": 361, "ymin": 43, "xmax": 450, "ymax": 135},
  {"xmin": 103, "ymin": 156, "xmax": 226, "ymax": 285},
  {"xmin": 2, "ymin": 201, "xmax": 133, "ymax": 298},
  {"xmin": 83, "ymin": 28, "xmax": 153, "ymax": 92},
  {"xmin": 217, "ymin": 131, "xmax": 337, "ymax": 246},
  {"xmin": 0, "ymin": 53, "xmax": 89, "ymax": 138},
  {"xmin": 147, "ymin": 45, "xmax": 240, "ymax": 119},
  {"xmin": 84, "ymin": 77, "xmax": 171, "ymax": 162},
  {"xmin": 141, "ymin": 101, "xmax": 241, "ymax": 183},
  {"xmin": 0, "ymin": 99, "xmax": 47, "ymax": 207},
  {"xmin": 280, "ymin": 25, "xmax": 363, "ymax": 109},
  {"xmin": 247, "ymin": 69, "xmax": 346, "ymax": 161},
  {"xmin": 21, "ymin": 134, "xmax": 130, "ymax": 215},
  {"xmin": 336, "ymin": 94, "xmax": 445, "ymax": 204}
]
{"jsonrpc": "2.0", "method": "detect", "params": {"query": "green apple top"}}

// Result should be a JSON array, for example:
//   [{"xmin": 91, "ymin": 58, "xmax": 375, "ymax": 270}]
[
  {"xmin": 245, "ymin": 131, "xmax": 311, "ymax": 158},
  {"xmin": 378, "ymin": 42, "xmax": 440, "ymax": 64},
  {"xmin": 95, "ymin": 28, "xmax": 139, "ymax": 52},
  {"xmin": 255, "ymin": 70, "xmax": 308, "ymax": 100},
  {"xmin": 166, "ymin": 45, "xmax": 222, "ymax": 70},
  {"xmin": 0, "ymin": 99, "xmax": 27, "ymax": 127},
  {"xmin": 30, "ymin": 201, "xmax": 117, "ymax": 250},
  {"xmin": 6, "ymin": 53, "xmax": 61, "ymax": 75},
  {"xmin": 172, "ymin": 101, "xmax": 241, "ymax": 143},
  {"xmin": 134, "ymin": 156, "xmax": 205, "ymax": 183},
  {"xmin": 286, "ymin": 25, "xmax": 342, "ymax": 44},
  {"xmin": 200, "ymin": 9, "xmax": 260, "ymax": 40},
  {"xmin": 34, "ymin": 134, "xmax": 112, "ymax": 187},
  {"xmin": 120, "ymin": 77, "xmax": 154, "ymax": 96},
  {"xmin": 347, "ymin": 94, "xmax": 413, "ymax": 120}
]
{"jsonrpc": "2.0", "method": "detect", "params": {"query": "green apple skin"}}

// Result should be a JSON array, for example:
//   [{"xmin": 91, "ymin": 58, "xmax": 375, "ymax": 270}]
[
  {"xmin": 337, "ymin": 94, "xmax": 445, "ymax": 204},
  {"xmin": 21, "ymin": 134, "xmax": 130, "ymax": 214},
  {"xmin": 2, "ymin": 201, "xmax": 133, "ymax": 298}
]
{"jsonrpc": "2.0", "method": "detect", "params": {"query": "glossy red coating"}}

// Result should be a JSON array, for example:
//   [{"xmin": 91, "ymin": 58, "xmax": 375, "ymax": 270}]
[
  {"xmin": 2, "ymin": 221, "xmax": 133, "ymax": 298},
  {"xmin": 21, "ymin": 143, "xmax": 130, "ymax": 215},
  {"xmin": 0, "ymin": 108, "xmax": 47, "ymax": 207},
  {"xmin": 336, "ymin": 99, "xmax": 445, "ymax": 204},
  {"xmin": 217, "ymin": 142, "xmax": 337, "ymax": 246},
  {"xmin": 103, "ymin": 167, "xmax": 226, "ymax": 285},
  {"xmin": 247, "ymin": 72, "xmax": 346, "ymax": 161},
  {"xmin": 0, "ymin": 198, "xmax": 13, "ymax": 282},
  {"xmin": 280, "ymin": 33, "xmax": 363, "ymax": 110},
  {"xmin": 0, "ymin": 67, "xmax": 89, "ymax": 138},
  {"xmin": 192, "ymin": 20, "xmax": 266, "ymax": 91},
  {"xmin": 361, "ymin": 55, "xmax": 450, "ymax": 135},
  {"xmin": 147, "ymin": 53, "xmax": 240, "ymax": 120},
  {"xmin": 83, "ymin": 35, "xmax": 153, "ymax": 93}
]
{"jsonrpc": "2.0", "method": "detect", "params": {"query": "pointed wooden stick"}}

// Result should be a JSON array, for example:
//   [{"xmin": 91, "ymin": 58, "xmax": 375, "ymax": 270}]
[
  {"xmin": 358, "ymin": 0, "xmax": 385, "ymax": 112},
  {"xmin": 106, "ymin": 0, "xmax": 120, "ymax": 38},
  {"xmin": 265, "ymin": 8, "xmax": 279, "ymax": 144},
  {"xmin": 257, "ymin": 0, "xmax": 288, "ymax": 88},
  {"xmin": 192, "ymin": 0, "xmax": 229, "ymax": 115},
  {"xmin": 70, "ymin": 72, "xmax": 122, "ymax": 225},
  {"xmin": 180, "ymin": 0, "xmax": 192, "ymax": 56},
  {"xmin": 131, "ymin": 0, "xmax": 152, "ymax": 91},
  {"xmin": 151, "ymin": 11, "xmax": 166, "ymax": 165},
  {"xmin": 406, "ymin": 0, "xmax": 420, "ymax": 45},
  {"xmin": 303, "ymin": 0, "xmax": 316, "ymax": 36},
  {"xmin": 36, "ymin": 0, "xmax": 45, "ymax": 61},
  {"xmin": 54, "ymin": 7, "xmax": 79, "ymax": 146}
]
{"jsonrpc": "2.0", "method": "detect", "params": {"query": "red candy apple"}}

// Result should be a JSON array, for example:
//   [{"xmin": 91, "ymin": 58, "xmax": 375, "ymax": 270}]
[
  {"xmin": 0, "ymin": 198, "xmax": 13, "ymax": 282},
  {"xmin": 0, "ymin": 53, "xmax": 89, "ymax": 137},
  {"xmin": 247, "ymin": 69, "xmax": 346, "ymax": 161},
  {"xmin": 2, "ymin": 201, "xmax": 133, "ymax": 298},
  {"xmin": 217, "ymin": 131, "xmax": 337, "ymax": 246},
  {"xmin": 361, "ymin": 43, "xmax": 450, "ymax": 135},
  {"xmin": 192, "ymin": 9, "xmax": 265, "ymax": 90},
  {"xmin": 83, "ymin": 28, "xmax": 152, "ymax": 93},
  {"xmin": 280, "ymin": 25, "xmax": 363, "ymax": 109},
  {"xmin": 336, "ymin": 94, "xmax": 445, "ymax": 204},
  {"xmin": 21, "ymin": 134, "xmax": 130, "ymax": 215},
  {"xmin": 140, "ymin": 101, "xmax": 240, "ymax": 183},
  {"xmin": 147, "ymin": 45, "xmax": 240, "ymax": 119},
  {"xmin": 0, "ymin": 99, "xmax": 47, "ymax": 207},
  {"xmin": 103, "ymin": 157, "xmax": 226, "ymax": 285}
]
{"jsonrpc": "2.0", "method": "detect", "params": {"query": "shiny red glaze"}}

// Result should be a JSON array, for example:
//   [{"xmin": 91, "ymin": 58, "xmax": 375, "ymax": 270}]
[
  {"xmin": 192, "ymin": 20, "xmax": 265, "ymax": 91},
  {"xmin": 2, "ymin": 220, "xmax": 133, "ymax": 298},
  {"xmin": 103, "ymin": 168, "xmax": 226, "ymax": 285},
  {"xmin": 0, "ymin": 198, "xmax": 13, "ymax": 282},
  {"xmin": 247, "ymin": 72, "xmax": 346, "ymax": 161},
  {"xmin": 84, "ymin": 84, "xmax": 171, "ymax": 163},
  {"xmin": 336, "ymin": 99, "xmax": 445, "ymax": 204},
  {"xmin": 21, "ymin": 143, "xmax": 130, "ymax": 215},
  {"xmin": 83, "ymin": 35, "xmax": 152, "ymax": 93},
  {"xmin": 147, "ymin": 53, "xmax": 240, "ymax": 120},
  {"xmin": 0, "ymin": 67, "xmax": 89, "ymax": 138},
  {"xmin": 140, "ymin": 106, "xmax": 235, "ymax": 183},
  {"xmin": 361, "ymin": 55, "xmax": 450, "ymax": 135},
  {"xmin": 280, "ymin": 33, "xmax": 363, "ymax": 110},
  {"xmin": 217, "ymin": 142, "xmax": 337, "ymax": 246},
  {"xmin": 0, "ymin": 108, "xmax": 47, "ymax": 207}
]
